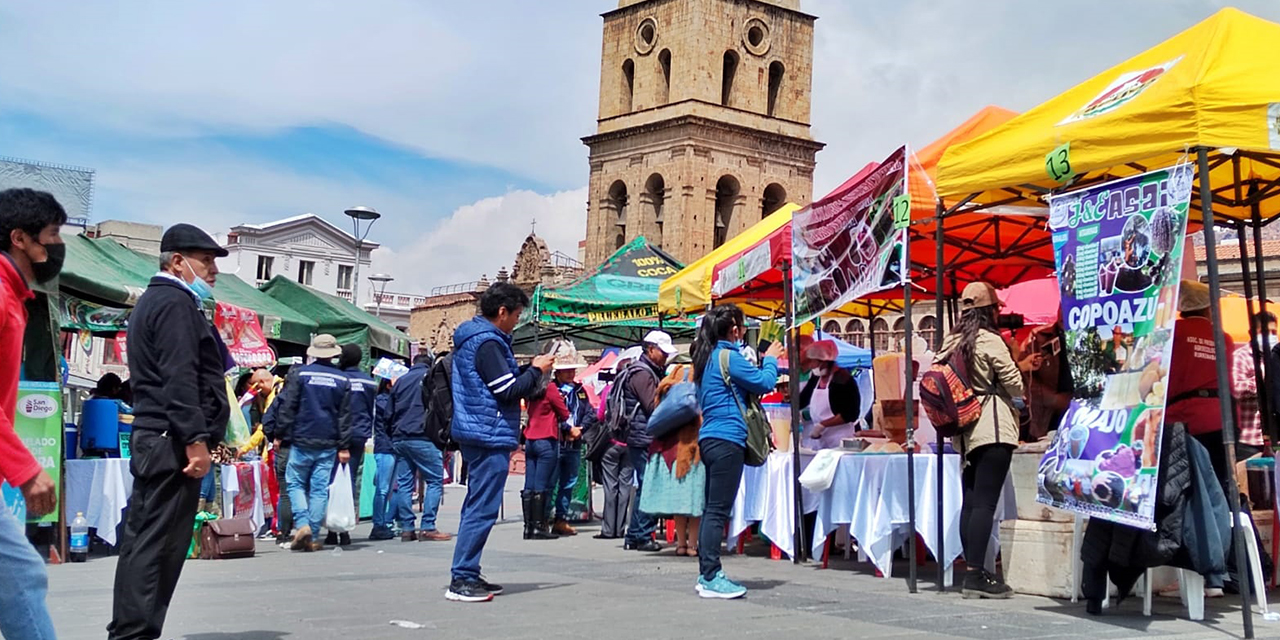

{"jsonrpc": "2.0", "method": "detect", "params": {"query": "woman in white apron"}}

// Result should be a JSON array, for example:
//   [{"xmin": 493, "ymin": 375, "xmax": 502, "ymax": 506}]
[{"xmin": 798, "ymin": 340, "xmax": 862, "ymax": 450}]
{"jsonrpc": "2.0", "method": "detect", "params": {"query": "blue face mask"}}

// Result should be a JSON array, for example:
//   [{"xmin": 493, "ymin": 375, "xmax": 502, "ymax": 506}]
[{"xmin": 183, "ymin": 260, "xmax": 215, "ymax": 301}]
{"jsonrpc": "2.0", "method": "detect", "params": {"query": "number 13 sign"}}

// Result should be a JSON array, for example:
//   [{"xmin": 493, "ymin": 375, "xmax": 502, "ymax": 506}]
[{"xmin": 1045, "ymin": 142, "xmax": 1073, "ymax": 183}]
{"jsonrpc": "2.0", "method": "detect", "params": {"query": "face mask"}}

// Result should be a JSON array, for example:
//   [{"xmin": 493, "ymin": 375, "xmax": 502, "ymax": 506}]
[
  {"xmin": 30, "ymin": 241, "xmax": 65, "ymax": 283},
  {"xmin": 812, "ymin": 366, "xmax": 830, "ymax": 378},
  {"xmin": 1257, "ymin": 334, "xmax": 1277, "ymax": 350},
  {"xmin": 182, "ymin": 259, "xmax": 214, "ymax": 301}
]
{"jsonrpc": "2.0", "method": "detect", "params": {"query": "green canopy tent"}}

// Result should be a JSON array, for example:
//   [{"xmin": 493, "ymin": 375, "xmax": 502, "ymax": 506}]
[
  {"xmin": 260, "ymin": 275, "xmax": 411, "ymax": 358},
  {"xmin": 514, "ymin": 237, "xmax": 695, "ymax": 352}
]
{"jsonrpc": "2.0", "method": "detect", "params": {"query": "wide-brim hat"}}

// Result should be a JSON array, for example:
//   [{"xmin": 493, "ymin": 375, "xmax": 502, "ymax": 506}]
[
  {"xmin": 1179, "ymin": 280, "xmax": 1211, "ymax": 313},
  {"xmin": 546, "ymin": 338, "xmax": 588, "ymax": 371},
  {"xmin": 307, "ymin": 333, "xmax": 342, "ymax": 359}
]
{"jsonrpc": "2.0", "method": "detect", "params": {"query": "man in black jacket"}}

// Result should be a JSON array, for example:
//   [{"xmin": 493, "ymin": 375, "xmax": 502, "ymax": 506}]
[
  {"xmin": 622, "ymin": 331, "xmax": 677, "ymax": 552},
  {"xmin": 274, "ymin": 334, "xmax": 353, "ymax": 552},
  {"xmin": 109, "ymin": 224, "xmax": 231, "ymax": 640},
  {"xmin": 390, "ymin": 353, "xmax": 453, "ymax": 542}
]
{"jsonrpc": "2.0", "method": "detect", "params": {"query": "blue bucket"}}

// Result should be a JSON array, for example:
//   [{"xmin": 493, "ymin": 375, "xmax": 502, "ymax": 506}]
[{"xmin": 80, "ymin": 399, "xmax": 120, "ymax": 452}]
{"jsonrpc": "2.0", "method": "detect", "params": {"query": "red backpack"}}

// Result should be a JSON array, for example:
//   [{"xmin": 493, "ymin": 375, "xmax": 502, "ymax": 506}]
[{"xmin": 919, "ymin": 352, "xmax": 983, "ymax": 438}]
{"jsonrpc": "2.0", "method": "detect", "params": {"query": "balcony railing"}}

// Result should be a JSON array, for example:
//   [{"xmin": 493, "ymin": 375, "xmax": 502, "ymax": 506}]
[{"xmin": 337, "ymin": 289, "xmax": 353, "ymax": 302}]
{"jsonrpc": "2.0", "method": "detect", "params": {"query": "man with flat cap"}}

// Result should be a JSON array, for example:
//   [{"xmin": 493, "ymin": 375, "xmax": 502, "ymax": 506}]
[{"xmin": 109, "ymin": 224, "xmax": 232, "ymax": 640}]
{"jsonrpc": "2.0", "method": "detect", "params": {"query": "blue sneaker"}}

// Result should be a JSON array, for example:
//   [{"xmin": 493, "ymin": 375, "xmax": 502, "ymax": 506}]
[{"xmin": 696, "ymin": 571, "xmax": 747, "ymax": 599}]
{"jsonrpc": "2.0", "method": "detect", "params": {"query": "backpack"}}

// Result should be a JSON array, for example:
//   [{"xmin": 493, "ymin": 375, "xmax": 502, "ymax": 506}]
[
  {"xmin": 918, "ymin": 351, "xmax": 983, "ymax": 438},
  {"xmin": 583, "ymin": 366, "xmax": 642, "ymax": 463},
  {"xmin": 421, "ymin": 354, "xmax": 458, "ymax": 451}
]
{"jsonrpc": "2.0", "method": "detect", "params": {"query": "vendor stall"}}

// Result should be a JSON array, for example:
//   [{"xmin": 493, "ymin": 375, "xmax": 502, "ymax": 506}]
[
  {"xmin": 935, "ymin": 8, "xmax": 1280, "ymax": 633},
  {"xmin": 261, "ymin": 275, "xmax": 412, "ymax": 359}
]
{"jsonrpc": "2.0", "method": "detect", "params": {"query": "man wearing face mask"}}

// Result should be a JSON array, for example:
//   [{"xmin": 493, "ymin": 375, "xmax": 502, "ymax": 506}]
[
  {"xmin": 109, "ymin": 224, "xmax": 231, "ymax": 640},
  {"xmin": 0, "ymin": 188, "xmax": 64, "ymax": 640}
]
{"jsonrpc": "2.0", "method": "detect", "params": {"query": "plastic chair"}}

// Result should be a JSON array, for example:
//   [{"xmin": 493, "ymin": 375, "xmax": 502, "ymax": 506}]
[{"xmin": 1132, "ymin": 512, "xmax": 1269, "ymax": 621}]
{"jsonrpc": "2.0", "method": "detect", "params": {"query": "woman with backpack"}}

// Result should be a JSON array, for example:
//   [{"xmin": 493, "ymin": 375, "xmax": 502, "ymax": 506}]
[
  {"xmin": 639, "ymin": 363, "xmax": 705, "ymax": 557},
  {"xmin": 692, "ymin": 305, "xmax": 783, "ymax": 599},
  {"xmin": 934, "ymin": 282, "xmax": 1030, "ymax": 599}
]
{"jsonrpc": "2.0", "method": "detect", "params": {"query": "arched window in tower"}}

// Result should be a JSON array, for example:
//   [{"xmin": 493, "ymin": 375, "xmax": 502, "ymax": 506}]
[
  {"xmin": 872, "ymin": 317, "xmax": 890, "ymax": 354},
  {"xmin": 658, "ymin": 49, "xmax": 672, "ymax": 104},
  {"xmin": 714, "ymin": 175, "xmax": 740, "ymax": 248},
  {"xmin": 721, "ymin": 51, "xmax": 739, "ymax": 107},
  {"xmin": 918, "ymin": 315, "xmax": 938, "ymax": 349},
  {"xmin": 645, "ymin": 173, "xmax": 665, "ymax": 249},
  {"xmin": 609, "ymin": 180, "xmax": 628, "ymax": 247},
  {"xmin": 767, "ymin": 61, "xmax": 785, "ymax": 117},
  {"xmin": 622, "ymin": 59, "xmax": 635, "ymax": 113},
  {"xmin": 762, "ymin": 183, "xmax": 786, "ymax": 219},
  {"xmin": 846, "ymin": 319, "xmax": 866, "ymax": 349}
]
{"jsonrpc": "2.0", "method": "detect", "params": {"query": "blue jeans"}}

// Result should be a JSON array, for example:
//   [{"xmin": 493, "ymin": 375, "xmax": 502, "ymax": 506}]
[
  {"xmin": 286, "ymin": 446, "xmax": 337, "ymax": 540},
  {"xmin": 553, "ymin": 445, "xmax": 582, "ymax": 521},
  {"xmin": 0, "ymin": 493, "xmax": 55, "ymax": 640},
  {"xmin": 625, "ymin": 446, "xmax": 657, "ymax": 545},
  {"xmin": 523, "ymin": 438, "xmax": 559, "ymax": 493},
  {"xmin": 199, "ymin": 469, "xmax": 216, "ymax": 503},
  {"xmin": 392, "ymin": 440, "xmax": 445, "ymax": 532},
  {"xmin": 372, "ymin": 452, "xmax": 397, "ymax": 531},
  {"xmin": 451, "ymin": 445, "xmax": 510, "ymax": 582}
]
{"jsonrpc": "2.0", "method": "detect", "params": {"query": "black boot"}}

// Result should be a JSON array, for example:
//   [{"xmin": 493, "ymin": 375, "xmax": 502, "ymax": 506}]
[
  {"xmin": 521, "ymin": 490, "xmax": 535, "ymax": 540},
  {"xmin": 961, "ymin": 569, "xmax": 1013, "ymax": 599},
  {"xmin": 530, "ymin": 492, "xmax": 559, "ymax": 540}
]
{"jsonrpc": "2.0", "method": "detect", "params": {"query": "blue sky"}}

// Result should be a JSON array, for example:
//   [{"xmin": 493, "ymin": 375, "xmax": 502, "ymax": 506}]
[{"xmin": 3, "ymin": 0, "xmax": 1279, "ymax": 293}]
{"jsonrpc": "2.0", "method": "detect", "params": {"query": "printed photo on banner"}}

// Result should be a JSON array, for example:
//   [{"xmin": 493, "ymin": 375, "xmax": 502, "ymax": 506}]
[
  {"xmin": 791, "ymin": 146, "xmax": 909, "ymax": 326},
  {"xmin": 1036, "ymin": 163, "xmax": 1193, "ymax": 530}
]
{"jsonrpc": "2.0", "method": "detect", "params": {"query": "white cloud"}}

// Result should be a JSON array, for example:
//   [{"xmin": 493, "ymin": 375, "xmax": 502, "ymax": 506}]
[{"xmin": 370, "ymin": 188, "xmax": 588, "ymax": 295}]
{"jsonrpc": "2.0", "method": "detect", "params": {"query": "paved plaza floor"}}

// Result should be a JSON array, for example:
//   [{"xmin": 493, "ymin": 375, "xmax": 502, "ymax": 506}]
[{"xmin": 47, "ymin": 477, "xmax": 1280, "ymax": 639}]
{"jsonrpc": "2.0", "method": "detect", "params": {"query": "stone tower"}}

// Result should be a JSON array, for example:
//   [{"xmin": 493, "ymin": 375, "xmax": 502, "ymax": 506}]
[{"xmin": 582, "ymin": 0, "xmax": 823, "ymax": 267}]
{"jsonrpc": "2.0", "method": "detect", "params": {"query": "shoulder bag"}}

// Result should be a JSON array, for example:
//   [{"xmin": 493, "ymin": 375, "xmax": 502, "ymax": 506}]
[{"xmin": 718, "ymin": 349, "xmax": 774, "ymax": 466}]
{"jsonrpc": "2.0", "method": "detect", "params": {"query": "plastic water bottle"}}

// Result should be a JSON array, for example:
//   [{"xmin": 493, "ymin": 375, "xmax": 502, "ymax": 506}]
[{"xmin": 70, "ymin": 512, "xmax": 89, "ymax": 563}]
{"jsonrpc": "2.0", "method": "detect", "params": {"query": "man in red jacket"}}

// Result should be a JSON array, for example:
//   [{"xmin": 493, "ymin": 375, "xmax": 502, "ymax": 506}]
[{"xmin": 0, "ymin": 188, "xmax": 65, "ymax": 640}]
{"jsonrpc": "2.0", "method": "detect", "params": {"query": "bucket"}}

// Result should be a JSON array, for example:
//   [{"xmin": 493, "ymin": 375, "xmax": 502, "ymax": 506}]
[
  {"xmin": 80, "ymin": 399, "xmax": 120, "ymax": 452},
  {"xmin": 64, "ymin": 424, "xmax": 77, "ymax": 460},
  {"xmin": 1245, "ymin": 458, "xmax": 1274, "ymax": 512}
]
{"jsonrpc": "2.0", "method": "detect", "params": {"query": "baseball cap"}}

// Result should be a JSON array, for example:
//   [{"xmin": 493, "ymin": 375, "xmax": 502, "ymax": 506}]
[
  {"xmin": 960, "ymin": 282, "xmax": 1003, "ymax": 311},
  {"xmin": 161, "ymin": 223, "xmax": 229, "ymax": 258},
  {"xmin": 307, "ymin": 334, "xmax": 342, "ymax": 359},
  {"xmin": 643, "ymin": 330, "xmax": 679, "ymax": 356}
]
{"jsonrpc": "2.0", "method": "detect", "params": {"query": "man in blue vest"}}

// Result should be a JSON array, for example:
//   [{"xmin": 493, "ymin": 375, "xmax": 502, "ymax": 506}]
[
  {"xmin": 274, "ymin": 334, "xmax": 353, "ymax": 552},
  {"xmin": 326, "ymin": 343, "xmax": 375, "ymax": 547},
  {"xmin": 390, "ymin": 352, "xmax": 452, "ymax": 542},
  {"xmin": 446, "ymin": 283, "xmax": 554, "ymax": 603}
]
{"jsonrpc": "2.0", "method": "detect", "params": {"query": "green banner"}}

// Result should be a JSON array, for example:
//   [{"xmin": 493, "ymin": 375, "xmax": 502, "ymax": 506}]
[{"xmin": 14, "ymin": 382, "xmax": 63, "ymax": 524}]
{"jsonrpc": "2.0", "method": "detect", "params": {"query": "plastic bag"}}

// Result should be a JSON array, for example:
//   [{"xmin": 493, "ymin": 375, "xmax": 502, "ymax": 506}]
[
  {"xmin": 221, "ymin": 377, "xmax": 252, "ymax": 450},
  {"xmin": 325, "ymin": 464, "xmax": 356, "ymax": 533},
  {"xmin": 798, "ymin": 449, "xmax": 845, "ymax": 492}
]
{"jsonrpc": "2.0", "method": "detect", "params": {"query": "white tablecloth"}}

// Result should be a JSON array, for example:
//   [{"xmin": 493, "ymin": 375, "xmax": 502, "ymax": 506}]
[
  {"xmin": 220, "ymin": 462, "xmax": 268, "ymax": 532},
  {"xmin": 64, "ymin": 459, "xmax": 132, "ymax": 545},
  {"xmin": 728, "ymin": 451, "xmax": 818, "ymax": 559},
  {"xmin": 810, "ymin": 452, "xmax": 1016, "ymax": 577}
]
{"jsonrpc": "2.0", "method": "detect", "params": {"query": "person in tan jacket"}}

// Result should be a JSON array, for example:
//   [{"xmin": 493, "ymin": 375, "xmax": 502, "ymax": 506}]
[{"xmin": 936, "ymin": 282, "xmax": 1032, "ymax": 600}]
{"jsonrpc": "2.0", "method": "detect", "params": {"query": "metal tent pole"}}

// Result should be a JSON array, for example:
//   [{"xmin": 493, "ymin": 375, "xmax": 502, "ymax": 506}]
[
  {"xmin": 1197, "ymin": 148, "xmax": 1254, "ymax": 638},
  {"xmin": 1252, "ymin": 204, "xmax": 1275, "ymax": 441},
  {"xmin": 904, "ymin": 248, "xmax": 918, "ymax": 594},
  {"xmin": 934, "ymin": 203, "xmax": 947, "ymax": 591},
  {"xmin": 783, "ymin": 263, "xmax": 807, "ymax": 563}
]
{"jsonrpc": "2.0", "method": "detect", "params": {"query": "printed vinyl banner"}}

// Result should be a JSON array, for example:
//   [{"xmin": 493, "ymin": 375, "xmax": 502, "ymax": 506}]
[
  {"xmin": 0, "ymin": 383, "xmax": 64, "ymax": 524},
  {"xmin": 215, "ymin": 302, "xmax": 275, "ymax": 369},
  {"xmin": 1036, "ymin": 164, "xmax": 1193, "ymax": 529},
  {"xmin": 792, "ymin": 146, "xmax": 908, "ymax": 326}
]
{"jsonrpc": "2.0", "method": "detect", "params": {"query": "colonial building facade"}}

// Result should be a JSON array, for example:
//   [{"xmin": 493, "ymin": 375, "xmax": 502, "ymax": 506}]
[
  {"xmin": 217, "ymin": 214, "xmax": 380, "ymax": 304},
  {"xmin": 582, "ymin": 0, "xmax": 824, "ymax": 266}
]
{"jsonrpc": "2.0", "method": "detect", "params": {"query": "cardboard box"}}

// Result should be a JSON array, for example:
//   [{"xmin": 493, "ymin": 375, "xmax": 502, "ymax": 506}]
[{"xmin": 1009, "ymin": 451, "xmax": 1072, "ymax": 522}]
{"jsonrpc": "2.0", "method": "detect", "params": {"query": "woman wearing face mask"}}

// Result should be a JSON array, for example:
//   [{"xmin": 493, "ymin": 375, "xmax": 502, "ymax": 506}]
[
  {"xmin": 692, "ymin": 304, "xmax": 783, "ymax": 599},
  {"xmin": 934, "ymin": 282, "xmax": 1025, "ymax": 600},
  {"xmin": 797, "ymin": 340, "xmax": 862, "ymax": 450}
]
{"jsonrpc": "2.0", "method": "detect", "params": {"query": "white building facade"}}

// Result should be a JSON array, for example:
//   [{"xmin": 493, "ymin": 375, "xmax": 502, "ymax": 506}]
[{"xmin": 217, "ymin": 214, "xmax": 379, "ymax": 304}]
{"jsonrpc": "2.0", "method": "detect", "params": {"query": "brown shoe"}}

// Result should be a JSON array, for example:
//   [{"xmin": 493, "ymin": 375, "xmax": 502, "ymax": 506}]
[
  {"xmin": 552, "ymin": 520, "xmax": 577, "ymax": 536},
  {"xmin": 307, "ymin": 541, "xmax": 324, "ymax": 552},
  {"xmin": 419, "ymin": 530, "xmax": 454, "ymax": 542},
  {"xmin": 401, "ymin": 531, "xmax": 417, "ymax": 542},
  {"xmin": 290, "ymin": 525, "xmax": 312, "ymax": 551}
]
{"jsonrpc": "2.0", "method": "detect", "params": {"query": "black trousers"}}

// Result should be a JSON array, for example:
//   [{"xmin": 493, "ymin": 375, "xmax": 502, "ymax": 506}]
[
  {"xmin": 108, "ymin": 429, "xmax": 202, "ymax": 640},
  {"xmin": 274, "ymin": 444, "xmax": 293, "ymax": 536},
  {"xmin": 698, "ymin": 437, "xmax": 745, "ymax": 581},
  {"xmin": 960, "ymin": 443, "xmax": 1014, "ymax": 574}
]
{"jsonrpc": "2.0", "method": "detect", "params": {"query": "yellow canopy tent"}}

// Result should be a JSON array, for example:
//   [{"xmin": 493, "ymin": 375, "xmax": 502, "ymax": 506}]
[{"xmin": 935, "ymin": 8, "xmax": 1280, "ymax": 224}]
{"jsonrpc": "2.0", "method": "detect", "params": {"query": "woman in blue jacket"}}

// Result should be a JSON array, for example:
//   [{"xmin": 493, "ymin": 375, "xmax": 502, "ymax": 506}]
[{"xmin": 692, "ymin": 305, "xmax": 783, "ymax": 599}]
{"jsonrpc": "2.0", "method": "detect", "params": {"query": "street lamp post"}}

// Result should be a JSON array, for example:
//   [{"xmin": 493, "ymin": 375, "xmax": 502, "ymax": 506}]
[
  {"xmin": 344, "ymin": 206, "xmax": 382, "ymax": 306},
  {"xmin": 368, "ymin": 273, "xmax": 394, "ymax": 319}
]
